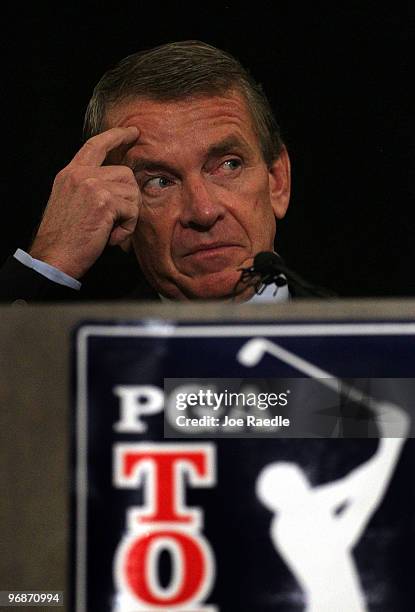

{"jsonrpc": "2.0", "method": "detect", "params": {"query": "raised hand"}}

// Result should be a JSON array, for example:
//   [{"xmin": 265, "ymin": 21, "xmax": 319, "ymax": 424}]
[{"xmin": 29, "ymin": 126, "xmax": 140, "ymax": 279}]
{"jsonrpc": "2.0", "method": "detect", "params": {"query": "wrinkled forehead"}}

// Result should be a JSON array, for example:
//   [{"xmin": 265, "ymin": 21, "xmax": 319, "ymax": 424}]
[{"xmin": 104, "ymin": 90, "xmax": 262, "ymax": 155}]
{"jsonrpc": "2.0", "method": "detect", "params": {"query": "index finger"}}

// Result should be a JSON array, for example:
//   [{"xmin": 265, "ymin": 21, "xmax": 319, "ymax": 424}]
[{"xmin": 69, "ymin": 126, "xmax": 139, "ymax": 167}]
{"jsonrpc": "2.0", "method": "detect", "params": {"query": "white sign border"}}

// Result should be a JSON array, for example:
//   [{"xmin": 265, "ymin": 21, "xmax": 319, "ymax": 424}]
[{"xmin": 75, "ymin": 320, "xmax": 415, "ymax": 612}]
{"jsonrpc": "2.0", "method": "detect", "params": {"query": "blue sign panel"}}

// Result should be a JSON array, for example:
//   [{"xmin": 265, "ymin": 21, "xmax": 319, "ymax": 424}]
[{"xmin": 73, "ymin": 320, "xmax": 415, "ymax": 612}]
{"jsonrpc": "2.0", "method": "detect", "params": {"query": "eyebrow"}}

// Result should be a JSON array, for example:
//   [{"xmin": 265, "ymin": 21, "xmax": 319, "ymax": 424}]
[
  {"xmin": 129, "ymin": 158, "xmax": 179, "ymax": 176},
  {"xmin": 126, "ymin": 134, "xmax": 253, "ymax": 175},
  {"xmin": 206, "ymin": 135, "xmax": 253, "ymax": 159}
]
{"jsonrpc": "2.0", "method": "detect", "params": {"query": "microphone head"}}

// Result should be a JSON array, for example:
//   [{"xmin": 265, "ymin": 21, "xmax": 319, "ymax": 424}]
[{"xmin": 253, "ymin": 251, "xmax": 284, "ymax": 274}]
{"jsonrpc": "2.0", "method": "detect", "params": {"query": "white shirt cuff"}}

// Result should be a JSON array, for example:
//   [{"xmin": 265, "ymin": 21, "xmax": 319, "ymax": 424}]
[{"xmin": 14, "ymin": 249, "xmax": 81, "ymax": 291}]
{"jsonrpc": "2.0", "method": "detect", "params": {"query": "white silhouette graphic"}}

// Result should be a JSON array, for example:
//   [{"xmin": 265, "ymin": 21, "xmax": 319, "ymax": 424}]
[{"xmin": 238, "ymin": 338, "xmax": 409, "ymax": 611}]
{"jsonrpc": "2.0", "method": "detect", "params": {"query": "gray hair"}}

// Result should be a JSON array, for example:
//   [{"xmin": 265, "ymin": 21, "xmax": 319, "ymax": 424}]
[{"xmin": 83, "ymin": 40, "xmax": 283, "ymax": 165}]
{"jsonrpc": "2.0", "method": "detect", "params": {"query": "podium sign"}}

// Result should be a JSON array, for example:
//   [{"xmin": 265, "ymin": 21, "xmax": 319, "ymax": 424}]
[{"xmin": 73, "ymin": 320, "xmax": 415, "ymax": 611}]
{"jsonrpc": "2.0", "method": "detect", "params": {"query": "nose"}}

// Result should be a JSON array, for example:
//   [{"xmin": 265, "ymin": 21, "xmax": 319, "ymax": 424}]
[{"xmin": 180, "ymin": 175, "xmax": 226, "ymax": 229}]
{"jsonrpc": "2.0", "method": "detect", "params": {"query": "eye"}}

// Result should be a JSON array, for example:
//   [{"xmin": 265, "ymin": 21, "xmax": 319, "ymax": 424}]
[
  {"xmin": 220, "ymin": 158, "xmax": 242, "ymax": 174},
  {"xmin": 142, "ymin": 176, "xmax": 174, "ymax": 193}
]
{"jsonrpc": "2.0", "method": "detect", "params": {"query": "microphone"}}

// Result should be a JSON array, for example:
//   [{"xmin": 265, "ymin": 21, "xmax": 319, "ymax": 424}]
[{"xmin": 239, "ymin": 252, "xmax": 335, "ymax": 298}]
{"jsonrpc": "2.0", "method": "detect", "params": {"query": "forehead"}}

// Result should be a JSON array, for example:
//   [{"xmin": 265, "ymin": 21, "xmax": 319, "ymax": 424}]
[{"xmin": 105, "ymin": 91, "xmax": 261, "ymax": 156}]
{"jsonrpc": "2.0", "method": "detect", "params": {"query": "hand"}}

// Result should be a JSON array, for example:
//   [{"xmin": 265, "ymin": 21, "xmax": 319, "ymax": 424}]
[{"xmin": 29, "ymin": 126, "xmax": 140, "ymax": 279}]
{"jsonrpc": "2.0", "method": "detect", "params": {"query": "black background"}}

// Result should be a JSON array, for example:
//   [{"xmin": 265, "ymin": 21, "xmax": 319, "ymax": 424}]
[{"xmin": 2, "ymin": 2, "xmax": 415, "ymax": 297}]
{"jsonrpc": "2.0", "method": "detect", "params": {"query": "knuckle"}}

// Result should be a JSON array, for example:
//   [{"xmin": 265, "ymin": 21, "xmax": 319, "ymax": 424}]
[
  {"xmin": 129, "ymin": 179, "xmax": 141, "ymax": 196},
  {"xmin": 126, "ymin": 208, "xmax": 138, "ymax": 225},
  {"xmin": 96, "ymin": 188, "xmax": 112, "ymax": 206},
  {"xmin": 128, "ymin": 184, "xmax": 140, "ymax": 202},
  {"xmin": 54, "ymin": 167, "xmax": 69, "ymax": 184},
  {"xmin": 83, "ymin": 177, "xmax": 99, "ymax": 190},
  {"xmin": 60, "ymin": 166, "xmax": 83, "ymax": 187},
  {"xmin": 80, "ymin": 179, "xmax": 110, "ymax": 206},
  {"xmin": 111, "ymin": 165, "xmax": 136, "ymax": 185},
  {"xmin": 84, "ymin": 134, "xmax": 100, "ymax": 149},
  {"xmin": 78, "ymin": 177, "xmax": 99, "ymax": 196},
  {"xmin": 122, "ymin": 166, "xmax": 136, "ymax": 182}
]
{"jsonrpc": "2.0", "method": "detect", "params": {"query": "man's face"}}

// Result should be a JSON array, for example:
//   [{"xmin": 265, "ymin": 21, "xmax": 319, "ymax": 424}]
[{"xmin": 106, "ymin": 90, "xmax": 290, "ymax": 300}]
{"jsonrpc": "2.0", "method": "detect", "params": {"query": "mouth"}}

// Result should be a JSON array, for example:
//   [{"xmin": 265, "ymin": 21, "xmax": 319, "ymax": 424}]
[{"xmin": 183, "ymin": 242, "xmax": 242, "ymax": 258}]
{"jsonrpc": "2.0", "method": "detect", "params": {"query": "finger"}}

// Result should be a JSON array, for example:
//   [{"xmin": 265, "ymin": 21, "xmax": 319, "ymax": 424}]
[
  {"xmin": 118, "ymin": 236, "xmax": 133, "ymax": 253},
  {"xmin": 108, "ymin": 208, "xmax": 139, "ymax": 246},
  {"xmin": 99, "ymin": 180, "xmax": 141, "ymax": 203},
  {"xmin": 69, "ymin": 126, "xmax": 139, "ymax": 167},
  {"xmin": 60, "ymin": 164, "xmax": 138, "ymax": 185},
  {"xmin": 109, "ymin": 225, "xmax": 136, "ymax": 247},
  {"xmin": 110, "ymin": 196, "xmax": 140, "ymax": 235},
  {"xmin": 97, "ymin": 165, "xmax": 138, "ymax": 184}
]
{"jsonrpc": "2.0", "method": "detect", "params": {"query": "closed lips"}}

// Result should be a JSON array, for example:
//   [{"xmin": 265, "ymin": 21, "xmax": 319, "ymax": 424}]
[{"xmin": 184, "ymin": 243, "xmax": 241, "ymax": 256}]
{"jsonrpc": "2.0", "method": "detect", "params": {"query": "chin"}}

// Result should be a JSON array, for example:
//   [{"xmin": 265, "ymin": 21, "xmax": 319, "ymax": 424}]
[{"xmin": 181, "ymin": 270, "xmax": 250, "ymax": 301}]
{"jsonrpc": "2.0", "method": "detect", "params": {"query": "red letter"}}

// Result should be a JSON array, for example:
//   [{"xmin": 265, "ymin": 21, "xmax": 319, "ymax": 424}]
[{"xmin": 114, "ymin": 443, "xmax": 215, "ymax": 527}]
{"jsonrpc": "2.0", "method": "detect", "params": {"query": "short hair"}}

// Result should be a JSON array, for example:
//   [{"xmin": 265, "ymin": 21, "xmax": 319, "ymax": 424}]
[{"xmin": 83, "ymin": 40, "xmax": 283, "ymax": 166}]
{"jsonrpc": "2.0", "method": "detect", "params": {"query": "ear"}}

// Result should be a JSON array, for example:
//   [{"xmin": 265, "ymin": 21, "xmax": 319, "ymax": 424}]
[{"xmin": 268, "ymin": 146, "xmax": 291, "ymax": 220}]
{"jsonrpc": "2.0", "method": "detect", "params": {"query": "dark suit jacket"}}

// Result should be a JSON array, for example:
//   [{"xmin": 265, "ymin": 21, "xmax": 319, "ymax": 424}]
[
  {"xmin": 0, "ymin": 250, "xmax": 158, "ymax": 303},
  {"xmin": 0, "ymin": 249, "xmax": 331, "ymax": 303}
]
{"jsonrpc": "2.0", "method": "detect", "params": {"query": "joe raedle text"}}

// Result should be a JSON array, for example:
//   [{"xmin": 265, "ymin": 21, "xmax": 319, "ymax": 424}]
[
  {"xmin": 164, "ymin": 381, "xmax": 293, "ymax": 437},
  {"xmin": 175, "ymin": 414, "xmax": 290, "ymax": 430}
]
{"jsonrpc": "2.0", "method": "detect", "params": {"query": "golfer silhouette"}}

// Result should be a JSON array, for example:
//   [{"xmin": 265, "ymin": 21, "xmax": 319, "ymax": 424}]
[{"xmin": 237, "ymin": 338, "xmax": 409, "ymax": 611}]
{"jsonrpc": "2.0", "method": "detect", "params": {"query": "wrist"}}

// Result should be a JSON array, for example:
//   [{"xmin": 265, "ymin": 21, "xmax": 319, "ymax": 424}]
[
  {"xmin": 14, "ymin": 249, "xmax": 82, "ymax": 290},
  {"xmin": 29, "ymin": 244, "xmax": 84, "ymax": 280}
]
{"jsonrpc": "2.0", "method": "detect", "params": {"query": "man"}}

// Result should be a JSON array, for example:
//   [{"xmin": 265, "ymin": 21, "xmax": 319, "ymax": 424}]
[{"xmin": 0, "ymin": 40, "xmax": 291, "ymax": 302}]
